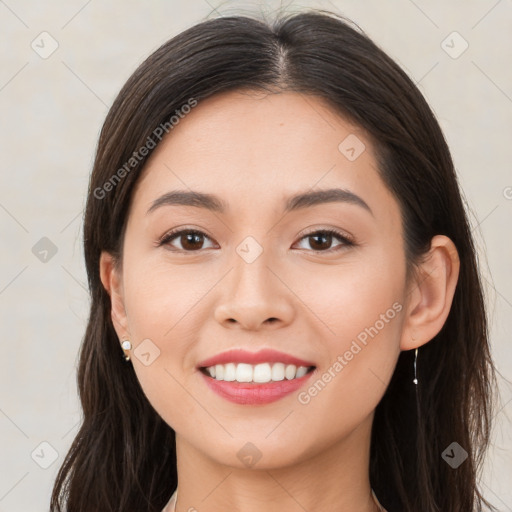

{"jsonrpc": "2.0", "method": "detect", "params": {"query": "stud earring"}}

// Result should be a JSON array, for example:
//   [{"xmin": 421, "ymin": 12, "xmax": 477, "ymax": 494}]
[
  {"xmin": 121, "ymin": 340, "xmax": 132, "ymax": 361},
  {"xmin": 413, "ymin": 347, "xmax": 419, "ymax": 385}
]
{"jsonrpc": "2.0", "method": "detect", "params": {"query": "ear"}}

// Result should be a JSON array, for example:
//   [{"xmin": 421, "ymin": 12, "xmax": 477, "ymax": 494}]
[
  {"xmin": 400, "ymin": 235, "xmax": 460, "ymax": 351},
  {"xmin": 99, "ymin": 251, "xmax": 129, "ymax": 340}
]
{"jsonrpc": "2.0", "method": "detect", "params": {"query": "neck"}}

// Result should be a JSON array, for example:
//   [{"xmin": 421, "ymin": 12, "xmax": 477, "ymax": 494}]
[{"xmin": 171, "ymin": 414, "xmax": 380, "ymax": 512}]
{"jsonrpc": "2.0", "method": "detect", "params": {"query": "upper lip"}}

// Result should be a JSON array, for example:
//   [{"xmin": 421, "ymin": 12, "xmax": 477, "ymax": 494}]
[{"xmin": 197, "ymin": 348, "xmax": 316, "ymax": 369}]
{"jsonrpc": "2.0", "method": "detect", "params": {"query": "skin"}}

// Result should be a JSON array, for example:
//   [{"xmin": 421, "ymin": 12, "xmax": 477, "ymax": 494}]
[{"xmin": 100, "ymin": 90, "xmax": 460, "ymax": 512}]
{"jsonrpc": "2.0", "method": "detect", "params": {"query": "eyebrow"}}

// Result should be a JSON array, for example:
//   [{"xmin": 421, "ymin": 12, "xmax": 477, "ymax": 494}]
[{"xmin": 146, "ymin": 188, "xmax": 373, "ymax": 216}]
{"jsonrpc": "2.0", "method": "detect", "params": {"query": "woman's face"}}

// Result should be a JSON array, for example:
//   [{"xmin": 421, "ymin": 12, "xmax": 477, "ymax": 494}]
[{"xmin": 108, "ymin": 90, "xmax": 410, "ymax": 468}]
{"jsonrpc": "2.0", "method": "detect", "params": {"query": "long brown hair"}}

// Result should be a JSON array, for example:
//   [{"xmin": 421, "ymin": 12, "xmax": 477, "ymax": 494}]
[{"xmin": 51, "ymin": 9, "xmax": 497, "ymax": 511}]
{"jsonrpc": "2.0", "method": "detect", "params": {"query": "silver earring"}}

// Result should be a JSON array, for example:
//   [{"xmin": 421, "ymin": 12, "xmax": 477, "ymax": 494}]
[
  {"xmin": 413, "ymin": 348, "xmax": 418, "ymax": 385},
  {"xmin": 121, "ymin": 340, "xmax": 132, "ymax": 361}
]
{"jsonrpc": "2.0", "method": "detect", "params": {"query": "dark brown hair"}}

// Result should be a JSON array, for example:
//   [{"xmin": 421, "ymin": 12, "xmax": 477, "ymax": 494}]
[{"xmin": 51, "ymin": 9, "xmax": 497, "ymax": 511}]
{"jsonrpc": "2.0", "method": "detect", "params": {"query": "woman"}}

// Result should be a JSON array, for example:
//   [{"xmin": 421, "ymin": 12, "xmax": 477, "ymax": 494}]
[{"xmin": 50, "ymin": 9, "xmax": 497, "ymax": 512}]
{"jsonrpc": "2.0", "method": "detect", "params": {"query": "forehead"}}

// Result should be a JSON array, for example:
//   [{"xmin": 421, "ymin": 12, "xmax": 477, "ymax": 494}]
[{"xmin": 131, "ymin": 90, "xmax": 398, "ymax": 223}]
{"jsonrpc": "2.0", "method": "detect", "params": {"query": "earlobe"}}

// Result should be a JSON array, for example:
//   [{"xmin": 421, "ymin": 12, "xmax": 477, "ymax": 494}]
[
  {"xmin": 400, "ymin": 235, "xmax": 460, "ymax": 351},
  {"xmin": 99, "ymin": 251, "xmax": 129, "ymax": 337}
]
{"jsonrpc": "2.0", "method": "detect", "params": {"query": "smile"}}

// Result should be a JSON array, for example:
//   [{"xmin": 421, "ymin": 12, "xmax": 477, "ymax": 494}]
[
  {"xmin": 199, "ymin": 364, "xmax": 317, "ymax": 405},
  {"xmin": 201, "ymin": 362, "xmax": 314, "ymax": 383}
]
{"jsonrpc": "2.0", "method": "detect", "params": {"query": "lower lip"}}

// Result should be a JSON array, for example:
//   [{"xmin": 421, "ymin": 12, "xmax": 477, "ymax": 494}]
[{"xmin": 199, "ymin": 368, "xmax": 316, "ymax": 405}]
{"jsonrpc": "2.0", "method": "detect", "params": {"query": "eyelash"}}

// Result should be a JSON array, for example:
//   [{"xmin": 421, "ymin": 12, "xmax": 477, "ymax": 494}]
[{"xmin": 156, "ymin": 227, "xmax": 355, "ymax": 254}]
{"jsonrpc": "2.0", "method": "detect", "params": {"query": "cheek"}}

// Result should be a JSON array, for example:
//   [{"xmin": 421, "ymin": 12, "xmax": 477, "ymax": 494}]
[
  {"xmin": 296, "ymin": 246, "xmax": 405, "ymax": 345},
  {"xmin": 122, "ymin": 254, "xmax": 212, "ymax": 339},
  {"xmin": 289, "ymin": 265, "xmax": 404, "ymax": 447},
  {"xmin": 121, "ymin": 257, "xmax": 204, "ymax": 428},
  {"xmin": 293, "ymin": 248, "xmax": 405, "ymax": 406},
  {"xmin": 121, "ymin": 254, "xmax": 217, "ymax": 419}
]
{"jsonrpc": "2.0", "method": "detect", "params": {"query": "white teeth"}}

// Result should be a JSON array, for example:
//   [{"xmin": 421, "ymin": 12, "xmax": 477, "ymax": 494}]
[
  {"xmin": 203, "ymin": 362, "xmax": 312, "ymax": 383},
  {"xmin": 271, "ymin": 362, "xmax": 285, "ymax": 381},
  {"xmin": 236, "ymin": 363, "xmax": 253, "ymax": 382},
  {"xmin": 224, "ymin": 363, "xmax": 236, "ymax": 381},
  {"xmin": 253, "ymin": 363, "xmax": 272, "ymax": 383},
  {"xmin": 295, "ymin": 366, "xmax": 308, "ymax": 378},
  {"xmin": 285, "ymin": 364, "xmax": 296, "ymax": 380}
]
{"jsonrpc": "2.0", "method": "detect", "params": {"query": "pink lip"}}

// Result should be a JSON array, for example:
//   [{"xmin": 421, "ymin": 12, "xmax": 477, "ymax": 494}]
[
  {"xmin": 200, "ymin": 368, "xmax": 316, "ymax": 405},
  {"xmin": 196, "ymin": 348, "xmax": 316, "ymax": 369}
]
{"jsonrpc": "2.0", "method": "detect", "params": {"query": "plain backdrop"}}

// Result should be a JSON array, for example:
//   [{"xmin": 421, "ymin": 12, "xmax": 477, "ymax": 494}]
[{"xmin": 0, "ymin": 1, "xmax": 511, "ymax": 510}]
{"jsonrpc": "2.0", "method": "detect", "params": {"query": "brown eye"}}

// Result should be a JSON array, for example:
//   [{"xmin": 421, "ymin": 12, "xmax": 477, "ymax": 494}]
[
  {"xmin": 308, "ymin": 232, "xmax": 334, "ymax": 251},
  {"xmin": 178, "ymin": 232, "xmax": 205, "ymax": 251},
  {"xmin": 159, "ymin": 229, "xmax": 215, "ymax": 252},
  {"xmin": 295, "ymin": 229, "xmax": 354, "ymax": 252}
]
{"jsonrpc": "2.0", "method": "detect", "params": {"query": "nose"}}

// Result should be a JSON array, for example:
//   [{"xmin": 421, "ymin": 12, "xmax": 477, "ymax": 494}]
[{"xmin": 213, "ymin": 251, "xmax": 295, "ymax": 331}]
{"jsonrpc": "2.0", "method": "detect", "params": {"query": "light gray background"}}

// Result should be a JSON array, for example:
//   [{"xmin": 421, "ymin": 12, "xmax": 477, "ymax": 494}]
[{"xmin": 0, "ymin": 1, "xmax": 511, "ymax": 510}]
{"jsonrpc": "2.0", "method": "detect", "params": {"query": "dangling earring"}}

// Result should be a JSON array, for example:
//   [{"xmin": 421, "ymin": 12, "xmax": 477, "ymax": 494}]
[
  {"xmin": 121, "ymin": 340, "xmax": 132, "ymax": 361},
  {"xmin": 413, "ymin": 347, "xmax": 419, "ymax": 385}
]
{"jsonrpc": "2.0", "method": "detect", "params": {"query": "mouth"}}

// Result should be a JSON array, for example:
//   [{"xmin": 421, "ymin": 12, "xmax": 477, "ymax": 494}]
[
  {"xmin": 198, "ymin": 362, "xmax": 317, "ymax": 405},
  {"xmin": 199, "ymin": 362, "xmax": 316, "ymax": 384},
  {"xmin": 196, "ymin": 348, "xmax": 317, "ymax": 404}
]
